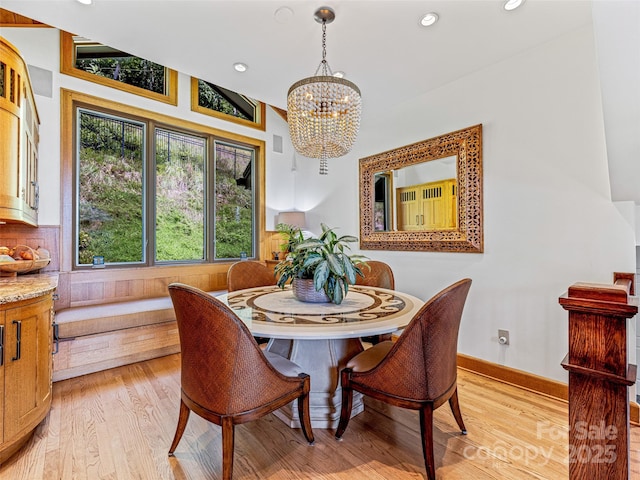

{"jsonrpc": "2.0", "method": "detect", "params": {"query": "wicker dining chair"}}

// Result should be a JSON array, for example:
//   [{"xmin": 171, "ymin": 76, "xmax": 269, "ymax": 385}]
[
  {"xmin": 355, "ymin": 260, "xmax": 395, "ymax": 290},
  {"xmin": 356, "ymin": 260, "xmax": 395, "ymax": 344},
  {"xmin": 335, "ymin": 278, "xmax": 472, "ymax": 480},
  {"xmin": 227, "ymin": 260, "xmax": 277, "ymax": 292},
  {"xmin": 227, "ymin": 260, "xmax": 277, "ymax": 345},
  {"xmin": 168, "ymin": 283, "xmax": 314, "ymax": 480}
]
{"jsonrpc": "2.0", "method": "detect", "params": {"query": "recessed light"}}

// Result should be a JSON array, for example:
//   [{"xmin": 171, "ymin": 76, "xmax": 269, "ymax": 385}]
[
  {"xmin": 333, "ymin": 71, "xmax": 345, "ymax": 78},
  {"xmin": 419, "ymin": 12, "xmax": 439, "ymax": 27},
  {"xmin": 233, "ymin": 63, "xmax": 248, "ymax": 73},
  {"xmin": 503, "ymin": 0, "xmax": 524, "ymax": 11},
  {"xmin": 274, "ymin": 6, "xmax": 294, "ymax": 24},
  {"xmin": 76, "ymin": 0, "xmax": 93, "ymax": 4}
]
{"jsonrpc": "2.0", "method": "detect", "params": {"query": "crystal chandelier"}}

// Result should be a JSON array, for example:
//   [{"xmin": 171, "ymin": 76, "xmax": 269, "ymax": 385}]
[{"xmin": 287, "ymin": 7, "xmax": 361, "ymax": 175}]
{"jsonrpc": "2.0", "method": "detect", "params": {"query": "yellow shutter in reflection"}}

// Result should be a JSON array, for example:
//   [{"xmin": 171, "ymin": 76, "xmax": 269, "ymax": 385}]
[{"xmin": 397, "ymin": 178, "xmax": 457, "ymax": 231}]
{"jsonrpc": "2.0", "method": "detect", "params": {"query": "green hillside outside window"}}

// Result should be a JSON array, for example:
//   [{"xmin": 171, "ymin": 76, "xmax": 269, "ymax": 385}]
[
  {"xmin": 77, "ymin": 109, "xmax": 145, "ymax": 265},
  {"xmin": 155, "ymin": 129, "xmax": 206, "ymax": 262},
  {"xmin": 74, "ymin": 107, "xmax": 257, "ymax": 268}
]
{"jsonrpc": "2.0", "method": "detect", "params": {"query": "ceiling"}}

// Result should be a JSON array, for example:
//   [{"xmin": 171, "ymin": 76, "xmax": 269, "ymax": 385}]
[{"xmin": 2, "ymin": 0, "xmax": 639, "ymax": 203}]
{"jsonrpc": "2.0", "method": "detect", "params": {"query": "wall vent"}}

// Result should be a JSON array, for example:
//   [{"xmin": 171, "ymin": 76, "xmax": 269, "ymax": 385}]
[
  {"xmin": 273, "ymin": 134, "xmax": 283, "ymax": 153},
  {"xmin": 28, "ymin": 64, "xmax": 53, "ymax": 98}
]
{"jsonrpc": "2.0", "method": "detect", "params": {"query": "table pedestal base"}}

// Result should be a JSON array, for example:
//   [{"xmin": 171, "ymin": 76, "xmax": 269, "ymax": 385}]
[{"xmin": 267, "ymin": 337, "xmax": 364, "ymax": 429}]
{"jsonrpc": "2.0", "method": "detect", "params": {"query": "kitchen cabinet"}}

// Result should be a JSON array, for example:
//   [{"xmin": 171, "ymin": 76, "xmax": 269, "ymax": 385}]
[
  {"xmin": 0, "ymin": 36, "xmax": 40, "ymax": 226},
  {"xmin": 0, "ymin": 287, "xmax": 54, "ymax": 463},
  {"xmin": 397, "ymin": 178, "xmax": 457, "ymax": 231}
]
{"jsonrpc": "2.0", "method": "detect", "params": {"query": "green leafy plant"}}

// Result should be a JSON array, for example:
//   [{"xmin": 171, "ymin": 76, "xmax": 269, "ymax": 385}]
[
  {"xmin": 275, "ymin": 223, "xmax": 368, "ymax": 304},
  {"xmin": 275, "ymin": 222, "xmax": 304, "ymax": 257}
]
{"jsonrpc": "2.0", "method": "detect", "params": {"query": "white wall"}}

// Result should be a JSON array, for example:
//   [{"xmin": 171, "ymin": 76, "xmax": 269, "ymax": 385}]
[
  {"xmin": 294, "ymin": 25, "xmax": 637, "ymax": 382},
  {"xmin": 4, "ymin": 25, "xmax": 636, "ymax": 383}
]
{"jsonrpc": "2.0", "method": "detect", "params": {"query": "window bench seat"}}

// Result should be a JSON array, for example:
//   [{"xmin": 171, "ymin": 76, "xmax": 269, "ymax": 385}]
[
  {"xmin": 53, "ymin": 290, "xmax": 225, "ymax": 382},
  {"xmin": 52, "ymin": 264, "xmax": 233, "ymax": 381}
]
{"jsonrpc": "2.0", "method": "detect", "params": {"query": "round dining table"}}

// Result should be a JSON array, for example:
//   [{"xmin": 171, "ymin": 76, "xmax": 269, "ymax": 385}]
[{"xmin": 218, "ymin": 284, "xmax": 424, "ymax": 429}]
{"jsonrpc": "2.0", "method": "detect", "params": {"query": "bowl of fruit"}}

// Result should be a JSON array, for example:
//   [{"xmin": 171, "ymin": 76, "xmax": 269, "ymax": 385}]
[{"xmin": 0, "ymin": 245, "xmax": 51, "ymax": 276}]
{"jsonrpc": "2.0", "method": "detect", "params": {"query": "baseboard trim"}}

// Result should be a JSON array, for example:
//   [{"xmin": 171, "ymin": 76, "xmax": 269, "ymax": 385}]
[
  {"xmin": 457, "ymin": 353, "xmax": 639, "ymax": 426},
  {"xmin": 457, "ymin": 353, "xmax": 568, "ymax": 401}
]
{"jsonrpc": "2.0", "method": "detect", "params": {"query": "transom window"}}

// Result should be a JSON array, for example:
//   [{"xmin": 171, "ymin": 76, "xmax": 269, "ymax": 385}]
[
  {"xmin": 61, "ymin": 31, "xmax": 178, "ymax": 105},
  {"xmin": 191, "ymin": 77, "xmax": 266, "ymax": 131},
  {"xmin": 74, "ymin": 104, "xmax": 259, "ymax": 268}
]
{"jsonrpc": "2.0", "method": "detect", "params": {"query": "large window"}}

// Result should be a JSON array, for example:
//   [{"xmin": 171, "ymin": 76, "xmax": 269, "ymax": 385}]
[
  {"xmin": 69, "ymin": 94, "xmax": 263, "ymax": 269},
  {"xmin": 155, "ymin": 129, "xmax": 205, "ymax": 262},
  {"xmin": 77, "ymin": 110, "xmax": 145, "ymax": 265},
  {"xmin": 61, "ymin": 32, "xmax": 178, "ymax": 105},
  {"xmin": 213, "ymin": 142, "xmax": 255, "ymax": 258}
]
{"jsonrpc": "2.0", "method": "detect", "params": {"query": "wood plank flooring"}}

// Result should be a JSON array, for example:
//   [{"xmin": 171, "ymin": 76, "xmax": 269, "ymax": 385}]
[{"xmin": 1, "ymin": 353, "xmax": 639, "ymax": 479}]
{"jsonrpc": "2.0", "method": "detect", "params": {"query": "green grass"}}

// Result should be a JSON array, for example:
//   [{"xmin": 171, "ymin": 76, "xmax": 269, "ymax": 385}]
[{"xmin": 77, "ymin": 138, "xmax": 253, "ymax": 264}]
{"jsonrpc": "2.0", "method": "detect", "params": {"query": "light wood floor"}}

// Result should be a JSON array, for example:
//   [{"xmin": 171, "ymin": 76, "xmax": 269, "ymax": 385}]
[{"xmin": 1, "ymin": 353, "xmax": 639, "ymax": 479}]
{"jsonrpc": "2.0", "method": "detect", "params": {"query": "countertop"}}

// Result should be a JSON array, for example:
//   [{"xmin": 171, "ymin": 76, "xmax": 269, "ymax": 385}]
[{"xmin": 0, "ymin": 273, "xmax": 58, "ymax": 305}]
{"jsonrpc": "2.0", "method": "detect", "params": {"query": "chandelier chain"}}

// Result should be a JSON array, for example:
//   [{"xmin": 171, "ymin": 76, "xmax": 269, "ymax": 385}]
[
  {"xmin": 315, "ymin": 19, "xmax": 332, "ymax": 77},
  {"xmin": 322, "ymin": 20, "xmax": 327, "ymax": 66}
]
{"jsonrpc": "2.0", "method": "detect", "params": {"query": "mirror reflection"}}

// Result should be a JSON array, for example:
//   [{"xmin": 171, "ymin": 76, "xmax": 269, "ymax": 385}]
[
  {"xmin": 373, "ymin": 155, "xmax": 457, "ymax": 232},
  {"xmin": 360, "ymin": 124, "xmax": 483, "ymax": 253}
]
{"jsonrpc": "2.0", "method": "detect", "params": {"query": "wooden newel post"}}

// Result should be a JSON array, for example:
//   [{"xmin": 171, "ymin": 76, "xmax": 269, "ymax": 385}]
[{"xmin": 559, "ymin": 272, "xmax": 637, "ymax": 480}]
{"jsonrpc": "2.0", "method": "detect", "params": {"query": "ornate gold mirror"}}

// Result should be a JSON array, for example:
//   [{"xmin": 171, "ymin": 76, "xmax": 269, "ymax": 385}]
[{"xmin": 359, "ymin": 124, "xmax": 483, "ymax": 252}]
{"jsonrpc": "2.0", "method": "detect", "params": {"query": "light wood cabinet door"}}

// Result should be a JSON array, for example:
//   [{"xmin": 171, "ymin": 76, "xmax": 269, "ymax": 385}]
[
  {"xmin": 420, "ymin": 182, "xmax": 449, "ymax": 229},
  {"xmin": 3, "ymin": 297, "xmax": 49, "ymax": 439},
  {"xmin": 0, "ymin": 294, "xmax": 52, "ymax": 462},
  {"xmin": 419, "ymin": 184, "xmax": 438, "ymax": 229},
  {"xmin": 398, "ymin": 187, "xmax": 420, "ymax": 231},
  {"xmin": 0, "ymin": 310, "xmax": 4, "ymax": 445}
]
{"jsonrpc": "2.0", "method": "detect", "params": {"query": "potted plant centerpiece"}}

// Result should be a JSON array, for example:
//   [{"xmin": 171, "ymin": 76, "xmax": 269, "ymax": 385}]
[{"xmin": 274, "ymin": 223, "xmax": 368, "ymax": 304}]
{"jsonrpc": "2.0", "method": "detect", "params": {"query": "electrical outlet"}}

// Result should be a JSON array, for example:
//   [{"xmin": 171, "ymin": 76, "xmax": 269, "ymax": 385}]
[{"xmin": 498, "ymin": 329, "xmax": 510, "ymax": 345}]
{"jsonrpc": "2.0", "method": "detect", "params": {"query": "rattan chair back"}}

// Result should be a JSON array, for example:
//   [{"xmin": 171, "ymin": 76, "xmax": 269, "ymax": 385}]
[
  {"xmin": 227, "ymin": 260, "xmax": 276, "ymax": 292},
  {"xmin": 355, "ymin": 260, "xmax": 395, "ymax": 290}
]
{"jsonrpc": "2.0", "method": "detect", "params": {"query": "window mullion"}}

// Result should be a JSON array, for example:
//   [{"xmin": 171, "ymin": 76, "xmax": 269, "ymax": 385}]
[
  {"xmin": 147, "ymin": 119, "xmax": 156, "ymax": 266},
  {"xmin": 207, "ymin": 136, "xmax": 216, "ymax": 262}
]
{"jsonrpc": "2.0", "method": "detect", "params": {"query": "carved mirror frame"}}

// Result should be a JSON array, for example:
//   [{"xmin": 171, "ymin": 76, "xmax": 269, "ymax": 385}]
[{"xmin": 359, "ymin": 124, "xmax": 483, "ymax": 253}]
